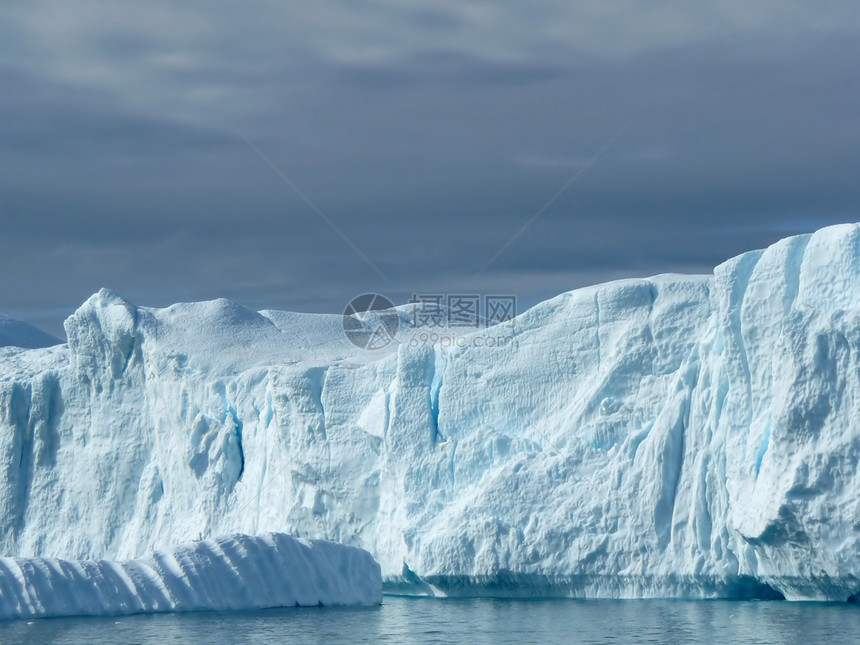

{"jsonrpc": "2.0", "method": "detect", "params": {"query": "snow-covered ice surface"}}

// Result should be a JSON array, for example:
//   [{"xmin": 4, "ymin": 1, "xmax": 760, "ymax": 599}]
[
  {"xmin": 2, "ymin": 224, "xmax": 860, "ymax": 602},
  {"xmin": 0, "ymin": 314, "xmax": 61, "ymax": 349},
  {"xmin": 0, "ymin": 532, "xmax": 382, "ymax": 620}
]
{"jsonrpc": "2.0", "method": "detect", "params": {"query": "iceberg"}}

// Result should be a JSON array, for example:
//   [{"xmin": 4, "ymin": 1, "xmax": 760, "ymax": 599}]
[
  {"xmin": 1, "ymin": 223, "xmax": 860, "ymax": 601},
  {"xmin": 0, "ymin": 532, "xmax": 382, "ymax": 620}
]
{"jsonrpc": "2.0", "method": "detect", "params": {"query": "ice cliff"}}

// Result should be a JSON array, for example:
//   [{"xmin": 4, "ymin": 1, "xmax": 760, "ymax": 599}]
[
  {"xmin": 1, "ymin": 224, "xmax": 860, "ymax": 601},
  {"xmin": 0, "ymin": 532, "xmax": 382, "ymax": 620}
]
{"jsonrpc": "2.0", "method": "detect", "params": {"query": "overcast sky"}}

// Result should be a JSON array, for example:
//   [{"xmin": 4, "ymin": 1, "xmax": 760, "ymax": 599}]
[{"xmin": 2, "ymin": 1, "xmax": 859, "ymax": 336}]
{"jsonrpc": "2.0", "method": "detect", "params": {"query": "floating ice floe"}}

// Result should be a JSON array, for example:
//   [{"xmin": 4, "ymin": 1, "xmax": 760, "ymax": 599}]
[{"xmin": 0, "ymin": 532, "xmax": 382, "ymax": 620}]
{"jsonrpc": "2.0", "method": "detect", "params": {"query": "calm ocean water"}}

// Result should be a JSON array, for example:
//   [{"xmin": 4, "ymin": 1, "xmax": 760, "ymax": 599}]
[{"xmin": 1, "ymin": 597, "xmax": 858, "ymax": 644}]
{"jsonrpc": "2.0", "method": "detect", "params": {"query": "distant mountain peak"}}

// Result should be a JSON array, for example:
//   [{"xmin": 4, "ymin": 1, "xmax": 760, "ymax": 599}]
[{"xmin": 0, "ymin": 313, "xmax": 62, "ymax": 349}]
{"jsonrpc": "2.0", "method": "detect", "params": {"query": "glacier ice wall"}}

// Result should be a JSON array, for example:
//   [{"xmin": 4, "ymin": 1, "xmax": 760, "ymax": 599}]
[
  {"xmin": 0, "ymin": 532, "xmax": 382, "ymax": 620},
  {"xmin": 1, "ymin": 224, "xmax": 860, "ymax": 601}
]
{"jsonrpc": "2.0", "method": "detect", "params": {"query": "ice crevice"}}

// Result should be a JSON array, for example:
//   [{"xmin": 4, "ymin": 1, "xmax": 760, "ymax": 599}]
[{"xmin": 429, "ymin": 347, "xmax": 445, "ymax": 444}]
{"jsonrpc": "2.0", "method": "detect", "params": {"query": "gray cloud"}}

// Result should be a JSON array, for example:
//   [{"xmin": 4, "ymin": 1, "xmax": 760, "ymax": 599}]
[{"xmin": 1, "ymin": 2, "xmax": 859, "ymax": 336}]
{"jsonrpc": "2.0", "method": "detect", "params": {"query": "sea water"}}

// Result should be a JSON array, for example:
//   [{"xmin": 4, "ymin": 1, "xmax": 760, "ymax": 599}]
[{"xmin": 0, "ymin": 597, "xmax": 858, "ymax": 644}]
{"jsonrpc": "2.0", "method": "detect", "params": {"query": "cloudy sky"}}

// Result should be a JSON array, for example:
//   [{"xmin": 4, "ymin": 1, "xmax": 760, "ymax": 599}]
[{"xmin": 2, "ymin": 1, "xmax": 859, "ymax": 336}]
